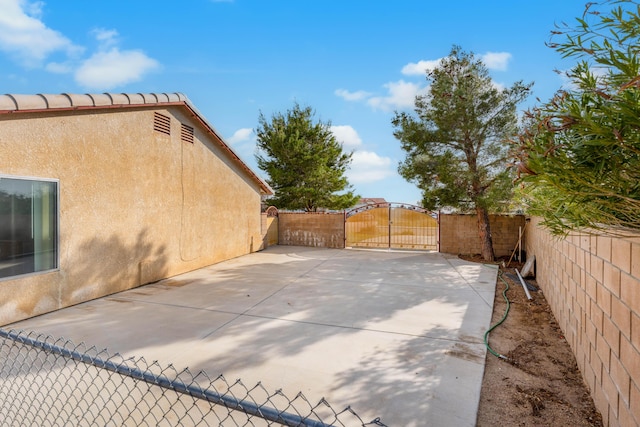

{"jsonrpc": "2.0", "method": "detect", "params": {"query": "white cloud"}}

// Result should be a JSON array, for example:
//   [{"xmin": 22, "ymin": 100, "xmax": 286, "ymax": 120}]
[
  {"xmin": 0, "ymin": 2, "xmax": 159, "ymax": 89},
  {"xmin": 92, "ymin": 28, "xmax": 119, "ymax": 47},
  {"xmin": 331, "ymin": 125, "xmax": 362, "ymax": 148},
  {"xmin": 401, "ymin": 59, "xmax": 441, "ymax": 76},
  {"xmin": 401, "ymin": 52, "xmax": 513, "ymax": 76},
  {"xmin": 337, "ymin": 52, "xmax": 511, "ymax": 113},
  {"xmin": 337, "ymin": 61, "xmax": 429, "ymax": 112},
  {"xmin": 559, "ymin": 65, "xmax": 610, "ymax": 91},
  {"xmin": 335, "ymin": 88, "xmax": 371, "ymax": 102},
  {"xmin": 367, "ymin": 80, "xmax": 422, "ymax": 112},
  {"xmin": 75, "ymin": 48, "xmax": 159, "ymax": 90},
  {"xmin": 73, "ymin": 27, "xmax": 158, "ymax": 90},
  {"xmin": 23, "ymin": 0, "xmax": 43, "ymax": 17},
  {"xmin": 0, "ymin": 0, "xmax": 80, "ymax": 66},
  {"xmin": 227, "ymin": 128, "xmax": 253, "ymax": 144},
  {"xmin": 481, "ymin": 52, "xmax": 512, "ymax": 71},
  {"xmin": 44, "ymin": 61, "xmax": 72, "ymax": 73},
  {"xmin": 492, "ymin": 81, "xmax": 505, "ymax": 91},
  {"xmin": 348, "ymin": 150, "xmax": 395, "ymax": 184},
  {"xmin": 226, "ymin": 130, "xmax": 257, "ymax": 167}
]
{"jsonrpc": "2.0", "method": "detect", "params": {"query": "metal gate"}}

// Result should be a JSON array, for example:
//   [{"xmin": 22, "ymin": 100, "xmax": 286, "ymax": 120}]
[{"xmin": 345, "ymin": 202, "xmax": 438, "ymax": 250}]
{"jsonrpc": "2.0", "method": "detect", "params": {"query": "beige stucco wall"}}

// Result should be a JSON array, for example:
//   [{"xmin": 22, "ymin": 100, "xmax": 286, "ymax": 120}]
[
  {"xmin": 439, "ymin": 214, "xmax": 526, "ymax": 257},
  {"xmin": 260, "ymin": 213, "xmax": 279, "ymax": 248},
  {"xmin": 0, "ymin": 106, "xmax": 264, "ymax": 325},
  {"xmin": 525, "ymin": 218, "xmax": 640, "ymax": 426}
]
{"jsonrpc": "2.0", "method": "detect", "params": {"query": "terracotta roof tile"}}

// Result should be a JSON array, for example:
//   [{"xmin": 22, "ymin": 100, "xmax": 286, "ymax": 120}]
[{"xmin": 0, "ymin": 92, "xmax": 272, "ymax": 195}]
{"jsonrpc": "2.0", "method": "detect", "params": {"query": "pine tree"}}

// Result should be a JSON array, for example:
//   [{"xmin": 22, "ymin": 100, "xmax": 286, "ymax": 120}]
[
  {"xmin": 255, "ymin": 103, "xmax": 359, "ymax": 212},
  {"xmin": 393, "ymin": 46, "xmax": 531, "ymax": 261}
]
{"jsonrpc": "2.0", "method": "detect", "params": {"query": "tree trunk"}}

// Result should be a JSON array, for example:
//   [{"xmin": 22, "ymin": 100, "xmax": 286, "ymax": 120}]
[{"xmin": 476, "ymin": 206, "xmax": 495, "ymax": 262}]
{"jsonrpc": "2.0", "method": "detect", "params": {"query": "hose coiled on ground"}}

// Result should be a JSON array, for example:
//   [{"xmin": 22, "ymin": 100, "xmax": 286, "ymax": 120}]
[{"xmin": 483, "ymin": 269, "xmax": 510, "ymax": 360}]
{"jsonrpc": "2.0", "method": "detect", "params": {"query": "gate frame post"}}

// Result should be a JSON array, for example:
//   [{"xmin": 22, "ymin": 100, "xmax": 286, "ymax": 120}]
[{"xmin": 388, "ymin": 205, "xmax": 391, "ymax": 249}]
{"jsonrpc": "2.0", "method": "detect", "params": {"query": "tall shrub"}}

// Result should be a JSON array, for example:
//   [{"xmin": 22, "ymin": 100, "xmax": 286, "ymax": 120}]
[{"xmin": 514, "ymin": 0, "xmax": 640, "ymax": 234}]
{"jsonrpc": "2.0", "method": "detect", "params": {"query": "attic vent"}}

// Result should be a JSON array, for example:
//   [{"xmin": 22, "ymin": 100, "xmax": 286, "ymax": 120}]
[
  {"xmin": 153, "ymin": 112, "xmax": 171, "ymax": 135},
  {"xmin": 181, "ymin": 123, "xmax": 194, "ymax": 144}
]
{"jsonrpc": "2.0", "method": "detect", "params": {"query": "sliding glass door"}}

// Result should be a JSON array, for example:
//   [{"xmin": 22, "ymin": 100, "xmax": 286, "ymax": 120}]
[{"xmin": 0, "ymin": 176, "xmax": 58, "ymax": 279}]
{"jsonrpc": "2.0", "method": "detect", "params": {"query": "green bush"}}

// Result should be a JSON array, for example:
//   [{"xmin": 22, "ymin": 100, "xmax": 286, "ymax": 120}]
[{"xmin": 515, "ymin": 0, "xmax": 640, "ymax": 235}]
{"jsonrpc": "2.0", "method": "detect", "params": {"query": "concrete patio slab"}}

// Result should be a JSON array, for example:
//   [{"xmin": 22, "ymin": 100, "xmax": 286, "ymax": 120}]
[{"xmin": 9, "ymin": 246, "xmax": 498, "ymax": 427}]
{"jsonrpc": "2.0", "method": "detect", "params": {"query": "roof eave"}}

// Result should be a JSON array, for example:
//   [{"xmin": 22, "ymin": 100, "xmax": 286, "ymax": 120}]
[{"xmin": 0, "ymin": 92, "xmax": 273, "ymax": 195}]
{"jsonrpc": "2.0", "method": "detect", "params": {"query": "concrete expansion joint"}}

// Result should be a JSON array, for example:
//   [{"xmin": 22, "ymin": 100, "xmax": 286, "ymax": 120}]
[{"xmin": 443, "ymin": 258, "xmax": 494, "ymax": 309}]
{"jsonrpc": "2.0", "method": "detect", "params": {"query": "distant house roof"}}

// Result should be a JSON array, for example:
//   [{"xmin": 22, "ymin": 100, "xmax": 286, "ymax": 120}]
[
  {"xmin": 0, "ymin": 92, "xmax": 272, "ymax": 195},
  {"xmin": 358, "ymin": 197, "xmax": 388, "ymax": 205}
]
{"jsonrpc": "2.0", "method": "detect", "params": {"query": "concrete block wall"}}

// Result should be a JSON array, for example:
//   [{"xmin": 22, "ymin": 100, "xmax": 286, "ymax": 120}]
[
  {"xmin": 439, "ymin": 214, "xmax": 526, "ymax": 257},
  {"xmin": 525, "ymin": 217, "xmax": 640, "ymax": 426},
  {"xmin": 278, "ymin": 212, "xmax": 345, "ymax": 249}
]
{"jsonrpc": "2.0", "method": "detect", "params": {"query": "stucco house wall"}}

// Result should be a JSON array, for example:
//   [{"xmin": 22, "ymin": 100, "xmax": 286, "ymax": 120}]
[{"xmin": 0, "ymin": 93, "xmax": 271, "ymax": 325}]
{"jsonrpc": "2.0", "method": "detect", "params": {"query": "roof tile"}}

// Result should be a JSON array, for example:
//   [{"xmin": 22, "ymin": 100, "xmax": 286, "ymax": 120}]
[
  {"xmin": 0, "ymin": 92, "xmax": 272, "ymax": 195},
  {"xmin": 0, "ymin": 95, "xmax": 17, "ymax": 111},
  {"xmin": 42, "ymin": 94, "xmax": 72, "ymax": 109},
  {"xmin": 11, "ymin": 94, "xmax": 48, "ymax": 110},
  {"xmin": 106, "ymin": 93, "xmax": 130, "ymax": 105}
]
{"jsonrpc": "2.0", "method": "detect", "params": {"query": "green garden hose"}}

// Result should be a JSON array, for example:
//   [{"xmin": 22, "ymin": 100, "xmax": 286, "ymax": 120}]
[{"xmin": 483, "ymin": 269, "xmax": 510, "ymax": 360}]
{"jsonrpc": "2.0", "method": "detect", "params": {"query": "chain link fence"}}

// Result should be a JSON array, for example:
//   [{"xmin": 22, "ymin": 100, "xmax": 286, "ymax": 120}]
[{"xmin": 0, "ymin": 329, "xmax": 386, "ymax": 426}]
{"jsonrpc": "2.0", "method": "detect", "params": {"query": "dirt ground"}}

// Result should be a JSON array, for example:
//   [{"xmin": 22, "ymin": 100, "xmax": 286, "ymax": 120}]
[{"xmin": 472, "ymin": 257, "xmax": 603, "ymax": 426}]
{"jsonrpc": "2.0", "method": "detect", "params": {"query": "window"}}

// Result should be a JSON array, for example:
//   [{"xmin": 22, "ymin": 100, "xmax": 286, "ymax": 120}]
[{"xmin": 0, "ymin": 176, "xmax": 58, "ymax": 279}]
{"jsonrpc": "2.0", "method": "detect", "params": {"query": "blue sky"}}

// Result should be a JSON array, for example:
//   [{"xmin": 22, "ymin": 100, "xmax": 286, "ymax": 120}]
[{"xmin": 1, "ymin": 0, "xmax": 591, "ymax": 204}]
